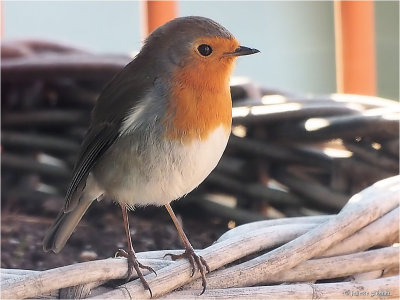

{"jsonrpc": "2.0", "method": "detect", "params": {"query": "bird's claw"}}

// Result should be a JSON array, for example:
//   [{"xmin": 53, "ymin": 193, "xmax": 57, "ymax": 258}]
[
  {"xmin": 164, "ymin": 248, "xmax": 210, "ymax": 294},
  {"xmin": 115, "ymin": 248, "xmax": 156, "ymax": 297}
]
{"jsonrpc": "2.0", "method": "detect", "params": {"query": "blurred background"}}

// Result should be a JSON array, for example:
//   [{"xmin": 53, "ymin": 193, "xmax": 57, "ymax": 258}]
[
  {"xmin": 3, "ymin": 0, "xmax": 399, "ymax": 99},
  {"xmin": 1, "ymin": 1, "xmax": 399, "ymax": 272}
]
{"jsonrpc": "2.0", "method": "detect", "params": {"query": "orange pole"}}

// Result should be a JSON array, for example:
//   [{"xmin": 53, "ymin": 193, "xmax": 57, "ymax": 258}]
[
  {"xmin": 142, "ymin": 0, "xmax": 177, "ymax": 37},
  {"xmin": 334, "ymin": 0, "xmax": 376, "ymax": 95}
]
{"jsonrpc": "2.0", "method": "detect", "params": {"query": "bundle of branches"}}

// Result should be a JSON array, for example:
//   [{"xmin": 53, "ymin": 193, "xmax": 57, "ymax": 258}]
[
  {"xmin": 1, "ymin": 39, "xmax": 399, "ymax": 222},
  {"xmin": 1, "ymin": 176, "xmax": 399, "ymax": 299}
]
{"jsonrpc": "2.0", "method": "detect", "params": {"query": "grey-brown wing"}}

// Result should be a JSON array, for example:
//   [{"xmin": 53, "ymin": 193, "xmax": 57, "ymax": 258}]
[
  {"xmin": 64, "ymin": 123, "xmax": 118, "ymax": 212},
  {"xmin": 63, "ymin": 56, "xmax": 154, "ymax": 212}
]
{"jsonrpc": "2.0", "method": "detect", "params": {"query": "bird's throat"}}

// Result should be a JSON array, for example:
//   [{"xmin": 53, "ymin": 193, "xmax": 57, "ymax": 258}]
[{"xmin": 164, "ymin": 73, "xmax": 232, "ymax": 143}]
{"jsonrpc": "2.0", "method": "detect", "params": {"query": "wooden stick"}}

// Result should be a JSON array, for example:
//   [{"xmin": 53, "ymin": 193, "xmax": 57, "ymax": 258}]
[
  {"xmin": 91, "ymin": 176, "xmax": 400, "ymax": 298},
  {"xmin": 59, "ymin": 280, "xmax": 107, "ymax": 299},
  {"xmin": 50, "ymin": 79, "xmax": 100, "ymax": 107},
  {"xmin": 211, "ymin": 178, "xmax": 400, "ymax": 289},
  {"xmin": 1, "ymin": 131, "xmax": 80, "ymax": 154},
  {"xmin": 344, "ymin": 141, "xmax": 399, "ymax": 172},
  {"xmin": 2, "ymin": 110, "xmax": 88, "ymax": 128},
  {"xmin": 206, "ymin": 172, "xmax": 303, "ymax": 207},
  {"xmin": 217, "ymin": 215, "xmax": 332, "ymax": 242},
  {"xmin": 1, "ymin": 53, "xmax": 129, "ymax": 81},
  {"xmin": 242, "ymin": 93, "xmax": 397, "ymax": 109},
  {"xmin": 339, "ymin": 157, "xmax": 395, "ymax": 191},
  {"xmin": 228, "ymin": 135, "xmax": 333, "ymax": 169},
  {"xmin": 214, "ymin": 156, "xmax": 247, "ymax": 178},
  {"xmin": 0, "ymin": 222, "xmax": 316, "ymax": 299},
  {"xmin": 273, "ymin": 168, "xmax": 348, "ymax": 210},
  {"xmin": 0, "ymin": 258, "xmax": 168, "ymax": 299},
  {"xmin": 202, "ymin": 176, "xmax": 399, "ymax": 290},
  {"xmin": 271, "ymin": 114, "xmax": 399, "ymax": 141},
  {"xmin": 381, "ymin": 138, "xmax": 399, "ymax": 157},
  {"xmin": 160, "ymin": 276, "xmax": 399, "ymax": 299},
  {"xmin": 185, "ymin": 196, "xmax": 268, "ymax": 223},
  {"xmin": 2, "ymin": 177, "xmax": 398, "ymax": 299},
  {"xmin": 184, "ymin": 247, "xmax": 398, "ymax": 288},
  {"xmin": 1, "ymin": 153, "xmax": 70, "ymax": 180},
  {"xmin": 326, "ymin": 93, "xmax": 398, "ymax": 109},
  {"xmin": 321, "ymin": 207, "xmax": 399, "ymax": 257},
  {"xmin": 232, "ymin": 102, "xmax": 361, "ymax": 125},
  {"xmin": 1, "ymin": 39, "xmax": 91, "ymax": 57},
  {"xmin": 185, "ymin": 207, "xmax": 399, "ymax": 289},
  {"xmin": 8, "ymin": 207, "xmax": 396, "ymax": 297}
]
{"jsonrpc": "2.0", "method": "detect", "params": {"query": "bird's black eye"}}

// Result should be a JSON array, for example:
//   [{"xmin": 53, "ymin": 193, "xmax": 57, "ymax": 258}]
[{"xmin": 197, "ymin": 44, "xmax": 212, "ymax": 56}]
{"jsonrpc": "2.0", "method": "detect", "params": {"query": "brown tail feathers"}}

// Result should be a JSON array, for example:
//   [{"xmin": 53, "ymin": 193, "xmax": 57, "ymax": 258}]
[{"xmin": 43, "ymin": 200, "xmax": 93, "ymax": 253}]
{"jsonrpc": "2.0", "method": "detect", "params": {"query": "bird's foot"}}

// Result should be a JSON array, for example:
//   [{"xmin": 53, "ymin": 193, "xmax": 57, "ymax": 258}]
[
  {"xmin": 164, "ymin": 248, "xmax": 210, "ymax": 294},
  {"xmin": 115, "ymin": 248, "xmax": 156, "ymax": 297}
]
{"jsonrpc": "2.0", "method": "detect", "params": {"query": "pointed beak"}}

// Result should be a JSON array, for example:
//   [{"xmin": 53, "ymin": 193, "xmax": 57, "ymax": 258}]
[{"xmin": 225, "ymin": 46, "xmax": 260, "ymax": 57}]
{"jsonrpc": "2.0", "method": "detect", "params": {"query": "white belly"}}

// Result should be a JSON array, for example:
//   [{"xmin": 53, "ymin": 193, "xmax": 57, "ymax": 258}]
[
  {"xmin": 94, "ymin": 125, "xmax": 230, "ymax": 207},
  {"xmin": 165, "ymin": 125, "xmax": 230, "ymax": 201}
]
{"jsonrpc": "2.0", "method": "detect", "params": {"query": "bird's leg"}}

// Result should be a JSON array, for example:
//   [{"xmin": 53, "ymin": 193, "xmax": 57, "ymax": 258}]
[
  {"xmin": 115, "ymin": 204, "xmax": 156, "ymax": 297},
  {"xmin": 164, "ymin": 203, "xmax": 210, "ymax": 294}
]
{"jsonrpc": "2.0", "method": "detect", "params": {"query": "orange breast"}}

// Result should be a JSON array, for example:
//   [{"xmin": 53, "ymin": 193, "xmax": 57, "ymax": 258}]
[{"xmin": 164, "ymin": 48, "xmax": 236, "ymax": 143}]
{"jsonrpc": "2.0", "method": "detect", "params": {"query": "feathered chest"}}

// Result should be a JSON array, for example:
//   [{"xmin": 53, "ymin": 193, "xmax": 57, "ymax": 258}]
[
  {"xmin": 163, "ymin": 87, "xmax": 232, "ymax": 143},
  {"xmin": 162, "ymin": 62, "xmax": 233, "ymax": 144}
]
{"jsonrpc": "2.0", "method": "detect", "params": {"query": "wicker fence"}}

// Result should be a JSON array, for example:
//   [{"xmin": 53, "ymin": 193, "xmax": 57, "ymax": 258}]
[
  {"xmin": 1, "ymin": 40, "xmax": 399, "ymax": 298},
  {"xmin": 1, "ymin": 176, "xmax": 399, "ymax": 298}
]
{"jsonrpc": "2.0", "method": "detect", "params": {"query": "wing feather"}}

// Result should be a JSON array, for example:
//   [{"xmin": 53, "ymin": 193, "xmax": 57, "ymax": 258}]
[
  {"xmin": 64, "ymin": 124, "xmax": 118, "ymax": 211},
  {"xmin": 63, "ymin": 58, "xmax": 152, "ymax": 212}
]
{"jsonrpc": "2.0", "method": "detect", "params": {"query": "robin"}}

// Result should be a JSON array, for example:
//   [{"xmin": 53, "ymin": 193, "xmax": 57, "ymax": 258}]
[{"xmin": 43, "ymin": 16, "xmax": 259, "ymax": 295}]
